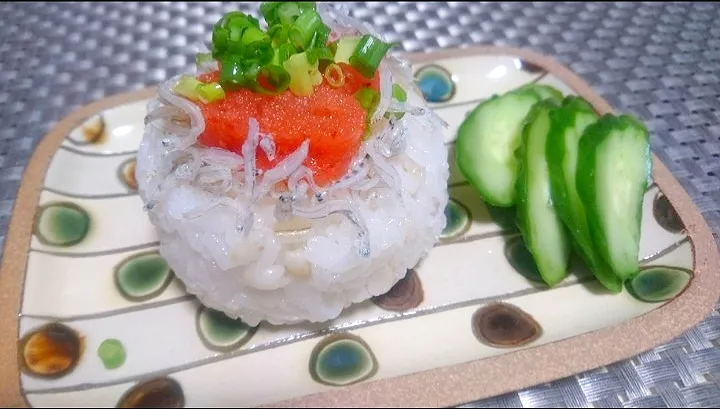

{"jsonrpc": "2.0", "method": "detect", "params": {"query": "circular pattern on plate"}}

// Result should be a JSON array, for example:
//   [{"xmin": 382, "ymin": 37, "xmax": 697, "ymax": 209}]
[
  {"xmin": 515, "ymin": 58, "xmax": 545, "ymax": 74},
  {"xmin": 372, "ymin": 268, "xmax": 424, "ymax": 311},
  {"xmin": 114, "ymin": 251, "xmax": 174, "ymax": 302},
  {"xmin": 80, "ymin": 115, "xmax": 106, "ymax": 144},
  {"xmin": 119, "ymin": 158, "xmax": 138, "ymax": 191},
  {"xmin": 487, "ymin": 203, "xmax": 518, "ymax": 232},
  {"xmin": 196, "ymin": 307, "xmax": 257, "ymax": 352},
  {"xmin": 414, "ymin": 64, "xmax": 456, "ymax": 103},
  {"xmin": 19, "ymin": 323, "xmax": 83, "ymax": 379},
  {"xmin": 440, "ymin": 198, "xmax": 471, "ymax": 241},
  {"xmin": 98, "ymin": 338, "xmax": 126, "ymax": 370},
  {"xmin": 309, "ymin": 333, "xmax": 379, "ymax": 387},
  {"xmin": 626, "ymin": 266, "xmax": 693, "ymax": 303},
  {"xmin": 34, "ymin": 202, "xmax": 91, "ymax": 247},
  {"xmin": 504, "ymin": 235, "xmax": 543, "ymax": 283},
  {"xmin": 116, "ymin": 377, "xmax": 185, "ymax": 408},
  {"xmin": 471, "ymin": 302, "xmax": 542, "ymax": 348},
  {"xmin": 653, "ymin": 191, "xmax": 684, "ymax": 234}
]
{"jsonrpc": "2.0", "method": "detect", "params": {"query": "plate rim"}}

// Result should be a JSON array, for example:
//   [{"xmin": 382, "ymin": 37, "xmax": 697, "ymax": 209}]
[{"xmin": 0, "ymin": 45, "xmax": 718, "ymax": 408}]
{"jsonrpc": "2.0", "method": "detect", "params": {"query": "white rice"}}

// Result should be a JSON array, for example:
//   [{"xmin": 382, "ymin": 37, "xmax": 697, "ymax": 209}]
[{"xmin": 135, "ymin": 3, "xmax": 449, "ymax": 327}]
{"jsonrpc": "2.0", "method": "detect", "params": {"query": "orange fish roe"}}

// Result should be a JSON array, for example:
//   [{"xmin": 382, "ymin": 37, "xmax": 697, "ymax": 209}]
[{"xmin": 195, "ymin": 72, "xmax": 369, "ymax": 187}]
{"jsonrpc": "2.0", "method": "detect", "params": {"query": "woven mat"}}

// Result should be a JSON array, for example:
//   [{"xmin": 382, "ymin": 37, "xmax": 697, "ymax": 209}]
[{"xmin": 1, "ymin": 2, "xmax": 720, "ymax": 407}]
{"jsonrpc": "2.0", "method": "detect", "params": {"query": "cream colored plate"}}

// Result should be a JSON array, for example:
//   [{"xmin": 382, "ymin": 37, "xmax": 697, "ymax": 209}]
[{"xmin": 1, "ymin": 46, "xmax": 718, "ymax": 408}]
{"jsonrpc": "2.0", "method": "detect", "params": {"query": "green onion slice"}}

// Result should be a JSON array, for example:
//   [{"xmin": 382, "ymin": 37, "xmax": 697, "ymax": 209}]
[
  {"xmin": 197, "ymin": 82, "xmax": 226, "ymax": 103},
  {"xmin": 324, "ymin": 63, "xmax": 345, "ymax": 87},
  {"xmin": 349, "ymin": 35, "xmax": 393, "ymax": 79}
]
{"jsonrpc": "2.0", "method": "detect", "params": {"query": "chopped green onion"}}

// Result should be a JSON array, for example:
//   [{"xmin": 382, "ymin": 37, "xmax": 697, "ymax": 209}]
[
  {"xmin": 260, "ymin": 2, "xmax": 282, "ymax": 25},
  {"xmin": 209, "ymin": 5, "xmax": 331, "ymax": 98},
  {"xmin": 267, "ymin": 24, "xmax": 287, "ymax": 46},
  {"xmin": 212, "ymin": 27, "xmax": 229, "ymax": 54},
  {"xmin": 284, "ymin": 52, "xmax": 318, "ymax": 97},
  {"xmin": 289, "ymin": 9, "xmax": 323, "ymax": 50},
  {"xmin": 278, "ymin": 2, "xmax": 301, "ymax": 25},
  {"xmin": 314, "ymin": 25, "xmax": 331, "ymax": 48},
  {"xmin": 306, "ymin": 46, "xmax": 334, "ymax": 65},
  {"xmin": 219, "ymin": 55, "xmax": 245, "ymax": 87},
  {"xmin": 272, "ymin": 43, "xmax": 295, "ymax": 66},
  {"xmin": 243, "ymin": 63, "xmax": 262, "ymax": 84},
  {"xmin": 349, "ymin": 35, "xmax": 394, "ymax": 79},
  {"xmin": 226, "ymin": 26, "xmax": 246, "ymax": 54},
  {"xmin": 297, "ymin": 2, "xmax": 317, "ymax": 13},
  {"xmin": 354, "ymin": 87, "xmax": 380, "ymax": 112},
  {"xmin": 197, "ymin": 82, "xmax": 225, "ymax": 103},
  {"xmin": 311, "ymin": 69, "xmax": 323, "ymax": 86},
  {"xmin": 248, "ymin": 40, "xmax": 275, "ymax": 65},
  {"xmin": 328, "ymin": 40, "xmax": 338, "ymax": 55},
  {"xmin": 255, "ymin": 65, "xmax": 291, "ymax": 95},
  {"xmin": 333, "ymin": 36, "xmax": 361, "ymax": 64},
  {"xmin": 242, "ymin": 26, "xmax": 267, "ymax": 45},
  {"xmin": 324, "ymin": 63, "xmax": 345, "ymax": 88},
  {"xmin": 386, "ymin": 83, "xmax": 407, "ymax": 120},
  {"xmin": 247, "ymin": 15, "xmax": 261, "ymax": 29},
  {"xmin": 173, "ymin": 75, "xmax": 203, "ymax": 101},
  {"xmin": 221, "ymin": 11, "xmax": 254, "ymax": 28},
  {"xmin": 392, "ymin": 83, "xmax": 407, "ymax": 102}
]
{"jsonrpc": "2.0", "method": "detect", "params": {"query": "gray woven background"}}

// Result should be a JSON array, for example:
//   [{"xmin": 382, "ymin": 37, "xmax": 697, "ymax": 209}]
[{"xmin": 1, "ymin": 1, "xmax": 719, "ymax": 407}]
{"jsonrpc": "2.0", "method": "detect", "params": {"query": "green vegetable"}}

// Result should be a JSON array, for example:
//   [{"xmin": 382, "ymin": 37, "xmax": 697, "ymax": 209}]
[
  {"xmin": 277, "ymin": 2, "xmax": 301, "ymax": 25},
  {"xmin": 333, "ymin": 36, "xmax": 361, "ymax": 64},
  {"xmin": 455, "ymin": 89, "xmax": 544, "ymax": 207},
  {"xmin": 272, "ymin": 43, "xmax": 295, "ymax": 66},
  {"xmin": 576, "ymin": 114, "xmax": 652, "ymax": 280},
  {"xmin": 515, "ymin": 100, "xmax": 572, "ymax": 287},
  {"xmin": 194, "ymin": 3, "xmax": 393, "ymax": 98},
  {"xmin": 255, "ymin": 65, "xmax": 292, "ymax": 95},
  {"xmin": 197, "ymin": 82, "xmax": 226, "ymax": 103},
  {"xmin": 349, "ymin": 34, "xmax": 394, "ymax": 78},
  {"xmin": 546, "ymin": 96, "xmax": 622, "ymax": 292},
  {"xmin": 289, "ymin": 9, "xmax": 324, "ymax": 50},
  {"xmin": 173, "ymin": 75, "xmax": 203, "ymax": 101},
  {"xmin": 512, "ymin": 83, "xmax": 564, "ymax": 102},
  {"xmin": 355, "ymin": 87, "xmax": 380, "ymax": 112},
  {"xmin": 324, "ymin": 63, "xmax": 345, "ymax": 87},
  {"xmin": 385, "ymin": 83, "xmax": 407, "ymax": 120},
  {"xmin": 306, "ymin": 45, "xmax": 334, "ymax": 65},
  {"xmin": 392, "ymin": 83, "xmax": 407, "ymax": 102},
  {"xmin": 283, "ymin": 52, "xmax": 320, "ymax": 96}
]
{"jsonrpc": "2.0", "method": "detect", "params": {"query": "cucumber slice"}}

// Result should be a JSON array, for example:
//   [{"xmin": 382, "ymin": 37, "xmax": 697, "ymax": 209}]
[
  {"xmin": 576, "ymin": 114, "xmax": 652, "ymax": 280},
  {"xmin": 456, "ymin": 90, "xmax": 543, "ymax": 207},
  {"xmin": 515, "ymin": 100, "xmax": 572, "ymax": 287},
  {"xmin": 513, "ymin": 84, "xmax": 563, "ymax": 103},
  {"xmin": 546, "ymin": 96, "xmax": 622, "ymax": 292}
]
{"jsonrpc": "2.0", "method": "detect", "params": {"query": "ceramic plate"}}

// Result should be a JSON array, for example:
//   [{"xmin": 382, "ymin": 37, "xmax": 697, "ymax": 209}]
[{"xmin": 1, "ymin": 46, "xmax": 719, "ymax": 408}]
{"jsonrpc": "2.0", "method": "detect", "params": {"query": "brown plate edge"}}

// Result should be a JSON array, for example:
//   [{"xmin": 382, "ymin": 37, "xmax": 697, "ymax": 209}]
[{"xmin": 0, "ymin": 45, "xmax": 715, "ymax": 408}]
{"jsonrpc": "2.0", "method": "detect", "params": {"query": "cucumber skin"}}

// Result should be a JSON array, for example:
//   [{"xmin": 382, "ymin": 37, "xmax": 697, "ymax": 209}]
[
  {"xmin": 456, "ymin": 90, "xmax": 542, "ymax": 207},
  {"xmin": 575, "ymin": 114, "xmax": 652, "ymax": 281},
  {"xmin": 546, "ymin": 97, "xmax": 623, "ymax": 293},
  {"xmin": 456, "ymin": 84, "xmax": 563, "ymax": 208},
  {"xmin": 513, "ymin": 84, "xmax": 564, "ymax": 104},
  {"xmin": 515, "ymin": 100, "xmax": 572, "ymax": 287}
]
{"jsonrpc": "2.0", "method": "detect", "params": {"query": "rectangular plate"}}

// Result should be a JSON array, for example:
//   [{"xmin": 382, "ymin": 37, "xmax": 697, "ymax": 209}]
[{"xmin": 1, "ymin": 45, "xmax": 719, "ymax": 408}]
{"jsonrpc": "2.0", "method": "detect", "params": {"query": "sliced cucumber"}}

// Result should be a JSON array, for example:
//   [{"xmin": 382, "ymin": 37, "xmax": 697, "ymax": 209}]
[
  {"xmin": 515, "ymin": 100, "xmax": 572, "ymax": 287},
  {"xmin": 513, "ymin": 84, "xmax": 563, "ymax": 104},
  {"xmin": 456, "ymin": 90, "xmax": 543, "ymax": 207},
  {"xmin": 546, "ymin": 96, "xmax": 622, "ymax": 292},
  {"xmin": 576, "ymin": 114, "xmax": 652, "ymax": 280}
]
